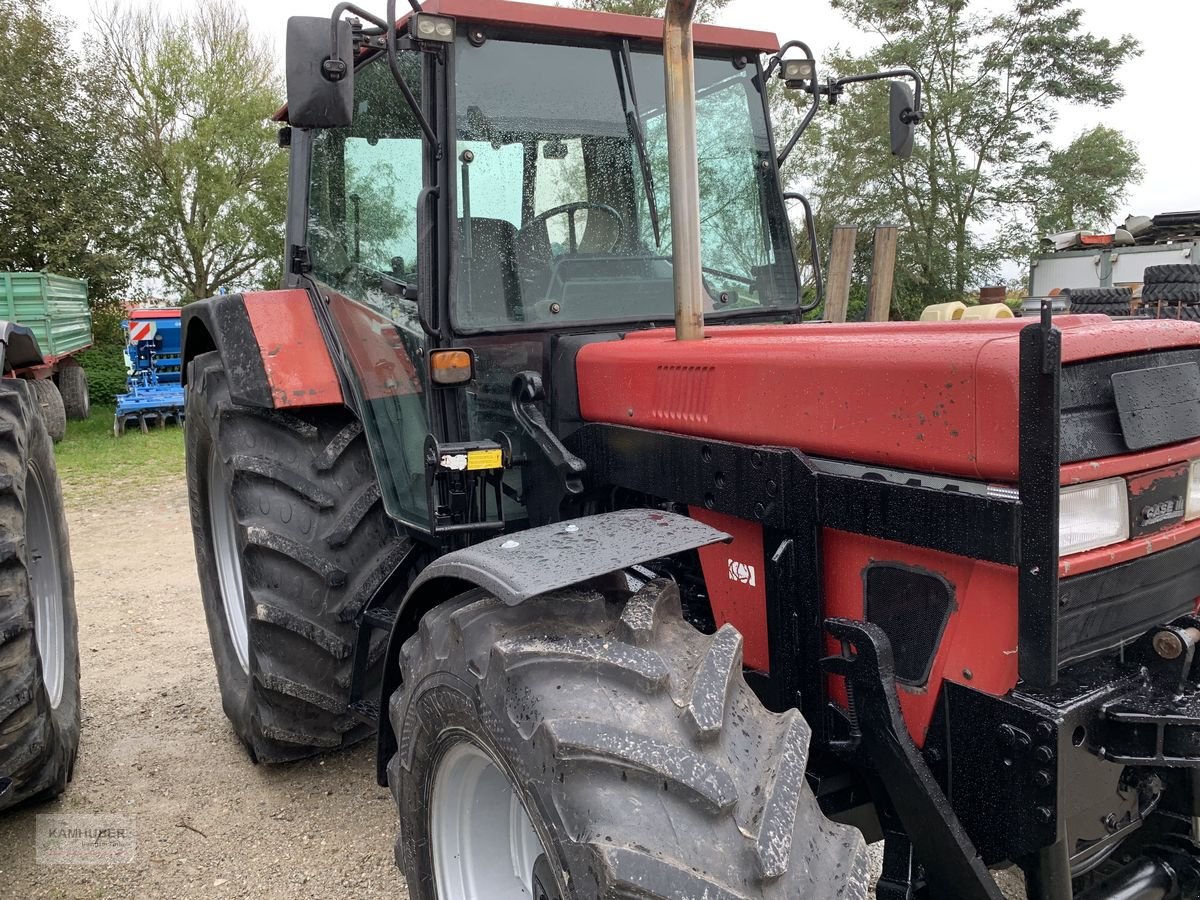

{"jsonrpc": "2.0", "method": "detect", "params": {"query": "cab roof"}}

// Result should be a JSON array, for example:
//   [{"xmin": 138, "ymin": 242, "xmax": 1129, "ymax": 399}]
[
  {"xmin": 277, "ymin": 0, "xmax": 779, "ymax": 122},
  {"xmin": 418, "ymin": 0, "xmax": 780, "ymax": 53}
]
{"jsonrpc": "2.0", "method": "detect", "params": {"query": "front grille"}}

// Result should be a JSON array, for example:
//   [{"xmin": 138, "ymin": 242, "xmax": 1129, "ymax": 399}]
[
  {"xmin": 1061, "ymin": 349, "xmax": 1200, "ymax": 462},
  {"xmin": 1059, "ymin": 538, "xmax": 1200, "ymax": 666}
]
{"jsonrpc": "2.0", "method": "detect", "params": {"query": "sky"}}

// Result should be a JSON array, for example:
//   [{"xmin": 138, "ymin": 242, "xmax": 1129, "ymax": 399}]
[{"xmin": 49, "ymin": 0, "xmax": 1200, "ymax": 226}]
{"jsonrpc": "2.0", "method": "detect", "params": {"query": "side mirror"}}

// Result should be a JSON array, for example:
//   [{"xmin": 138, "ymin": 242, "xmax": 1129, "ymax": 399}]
[
  {"xmin": 889, "ymin": 81, "xmax": 916, "ymax": 159},
  {"xmin": 286, "ymin": 17, "xmax": 354, "ymax": 130}
]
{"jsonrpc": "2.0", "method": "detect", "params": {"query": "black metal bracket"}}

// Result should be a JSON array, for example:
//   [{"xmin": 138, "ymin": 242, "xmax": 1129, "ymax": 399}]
[
  {"xmin": 823, "ymin": 618, "xmax": 1004, "ymax": 900},
  {"xmin": 512, "ymin": 371, "xmax": 586, "ymax": 496},
  {"xmin": 1017, "ymin": 303, "xmax": 1063, "ymax": 688}
]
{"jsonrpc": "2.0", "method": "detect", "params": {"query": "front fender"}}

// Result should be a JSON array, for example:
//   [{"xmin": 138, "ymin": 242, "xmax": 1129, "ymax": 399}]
[
  {"xmin": 374, "ymin": 509, "xmax": 730, "ymax": 783},
  {"xmin": 181, "ymin": 289, "xmax": 342, "ymax": 410}
]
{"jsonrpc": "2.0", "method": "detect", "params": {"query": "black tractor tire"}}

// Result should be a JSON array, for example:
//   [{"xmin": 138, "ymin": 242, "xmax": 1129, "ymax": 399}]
[
  {"xmin": 1142, "ymin": 283, "xmax": 1200, "ymax": 304},
  {"xmin": 57, "ymin": 365, "xmax": 90, "ymax": 421},
  {"xmin": 0, "ymin": 379, "xmax": 79, "ymax": 811},
  {"xmin": 29, "ymin": 380, "xmax": 66, "ymax": 444},
  {"xmin": 389, "ymin": 579, "xmax": 871, "ymax": 900},
  {"xmin": 1065, "ymin": 287, "xmax": 1133, "ymax": 310},
  {"xmin": 185, "ymin": 351, "xmax": 410, "ymax": 763},
  {"xmin": 1143, "ymin": 264, "xmax": 1200, "ymax": 285}
]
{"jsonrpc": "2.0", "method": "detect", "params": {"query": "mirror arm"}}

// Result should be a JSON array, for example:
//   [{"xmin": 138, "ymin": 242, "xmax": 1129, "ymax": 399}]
[
  {"xmin": 827, "ymin": 68, "xmax": 926, "ymax": 123},
  {"xmin": 769, "ymin": 40, "xmax": 820, "ymax": 168},
  {"xmin": 784, "ymin": 192, "xmax": 823, "ymax": 313},
  {"xmin": 322, "ymin": 2, "xmax": 438, "ymax": 151}
]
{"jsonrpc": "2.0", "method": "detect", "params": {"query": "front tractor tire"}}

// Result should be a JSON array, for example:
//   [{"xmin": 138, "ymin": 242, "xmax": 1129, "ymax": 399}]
[
  {"xmin": 185, "ymin": 352, "xmax": 409, "ymax": 762},
  {"xmin": 0, "ymin": 379, "xmax": 79, "ymax": 811},
  {"xmin": 389, "ymin": 579, "xmax": 871, "ymax": 900}
]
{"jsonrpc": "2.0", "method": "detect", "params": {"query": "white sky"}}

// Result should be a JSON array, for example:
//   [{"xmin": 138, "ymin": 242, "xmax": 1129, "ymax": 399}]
[{"xmin": 52, "ymin": 0, "xmax": 1200, "ymax": 221}]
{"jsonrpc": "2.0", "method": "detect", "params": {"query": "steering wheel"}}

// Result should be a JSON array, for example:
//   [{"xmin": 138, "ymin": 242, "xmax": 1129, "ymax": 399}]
[{"xmin": 521, "ymin": 202, "xmax": 626, "ymax": 255}]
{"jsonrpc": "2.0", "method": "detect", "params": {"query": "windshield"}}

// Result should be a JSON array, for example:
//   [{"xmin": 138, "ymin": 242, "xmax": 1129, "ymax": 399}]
[{"xmin": 452, "ymin": 37, "xmax": 798, "ymax": 330}]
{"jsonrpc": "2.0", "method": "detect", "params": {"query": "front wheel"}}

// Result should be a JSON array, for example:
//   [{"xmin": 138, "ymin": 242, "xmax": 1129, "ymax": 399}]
[{"xmin": 388, "ymin": 579, "xmax": 870, "ymax": 899}]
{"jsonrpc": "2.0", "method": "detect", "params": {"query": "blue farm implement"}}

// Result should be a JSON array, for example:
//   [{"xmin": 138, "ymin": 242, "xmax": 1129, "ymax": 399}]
[{"xmin": 114, "ymin": 308, "xmax": 185, "ymax": 436}]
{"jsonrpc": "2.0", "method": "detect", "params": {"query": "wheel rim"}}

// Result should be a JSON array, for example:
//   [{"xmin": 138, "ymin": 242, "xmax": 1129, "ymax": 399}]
[
  {"xmin": 431, "ymin": 741, "xmax": 556, "ymax": 900},
  {"xmin": 207, "ymin": 449, "xmax": 250, "ymax": 673},
  {"xmin": 27, "ymin": 462, "xmax": 65, "ymax": 709}
]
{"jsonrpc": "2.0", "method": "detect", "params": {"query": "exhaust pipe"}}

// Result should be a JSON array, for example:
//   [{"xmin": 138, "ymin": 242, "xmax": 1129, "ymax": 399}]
[{"xmin": 664, "ymin": 0, "xmax": 704, "ymax": 342}]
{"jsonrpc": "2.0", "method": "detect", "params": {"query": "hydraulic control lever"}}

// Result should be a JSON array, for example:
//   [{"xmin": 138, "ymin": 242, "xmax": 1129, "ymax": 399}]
[{"xmin": 511, "ymin": 371, "xmax": 586, "ymax": 496}]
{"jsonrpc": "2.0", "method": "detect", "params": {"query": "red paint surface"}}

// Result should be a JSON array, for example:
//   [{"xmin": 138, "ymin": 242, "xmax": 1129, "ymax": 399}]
[
  {"xmin": 1061, "ymin": 438, "xmax": 1200, "ymax": 485},
  {"xmin": 1060, "ymin": 518, "xmax": 1200, "ymax": 578},
  {"xmin": 689, "ymin": 508, "xmax": 770, "ymax": 671},
  {"xmin": 243, "ymin": 291, "xmax": 343, "ymax": 409},
  {"xmin": 325, "ymin": 291, "xmax": 422, "ymax": 402},
  {"xmin": 128, "ymin": 308, "xmax": 181, "ymax": 320},
  {"xmin": 420, "ymin": 0, "xmax": 779, "ymax": 51},
  {"xmin": 822, "ymin": 530, "xmax": 1019, "ymax": 746},
  {"xmin": 577, "ymin": 319, "xmax": 1200, "ymax": 483}
]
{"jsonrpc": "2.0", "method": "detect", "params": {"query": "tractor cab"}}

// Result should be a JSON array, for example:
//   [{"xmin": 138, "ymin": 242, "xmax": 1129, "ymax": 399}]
[{"xmin": 283, "ymin": 0, "xmax": 911, "ymax": 534}]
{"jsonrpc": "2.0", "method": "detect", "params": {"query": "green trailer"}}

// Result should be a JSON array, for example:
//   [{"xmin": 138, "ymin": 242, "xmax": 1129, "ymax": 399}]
[{"xmin": 0, "ymin": 272, "xmax": 95, "ymax": 438}]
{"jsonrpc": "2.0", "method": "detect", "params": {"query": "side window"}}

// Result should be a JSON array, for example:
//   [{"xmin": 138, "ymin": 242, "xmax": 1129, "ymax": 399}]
[{"xmin": 309, "ymin": 54, "xmax": 424, "ymax": 293}]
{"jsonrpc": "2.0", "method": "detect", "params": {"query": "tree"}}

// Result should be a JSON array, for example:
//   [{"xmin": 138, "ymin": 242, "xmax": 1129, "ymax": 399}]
[
  {"xmin": 571, "ymin": 0, "xmax": 732, "ymax": 24},
  {"xmin": 0, "ymin": 0, "xmax": 138, "ymax": 308},
  {"xmin": 1034, "ymin": 126, "xmax": 1142, "ymax": 236},
  {"xmin": 785, "ymin": 0, "xmax": 1140, "ymax": 314},
  {"xmin": 97, "ymin": 0, "xmax": 287, "ymax": 301}
]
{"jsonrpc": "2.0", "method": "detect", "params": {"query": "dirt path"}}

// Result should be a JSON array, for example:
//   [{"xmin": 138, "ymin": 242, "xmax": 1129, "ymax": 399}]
[
  {"xmin": 0, "ymin": 479, "xmax": 407, "ymax": 899},
  {"xmin": 0, "ymin": 477, "xmax": 1026, "ymax": 899}
]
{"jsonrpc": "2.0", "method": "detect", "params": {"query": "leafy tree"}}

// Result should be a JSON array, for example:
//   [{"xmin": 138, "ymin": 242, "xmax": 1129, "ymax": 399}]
[
  {"xmin": 0, "ymin": 0, "xmax": 138, "ymax": 308},
  {"xmin": 1034, "ymin": 126, "xmax": 1142, "ymax": 236},
  {"xmin": 97, "ymin": 0, "xmax": 287, "ymax": 301},
  {"xmin": 785, "ymin": 0, "xmax": 1140, "ymax": 315},
  {"xmin": 571, "ymin": 0, "xmax": 732, "ymax": 24}
]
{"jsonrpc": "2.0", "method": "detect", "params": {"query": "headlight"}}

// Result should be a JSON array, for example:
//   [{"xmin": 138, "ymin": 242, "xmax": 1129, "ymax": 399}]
[
  {"xmin": 1187, "ymin": 460, "xmax": 1200, "ymax": 521},
  {"xmin": 1060, "ymin": 478, "xmax": 1129, "ymax": 556}
]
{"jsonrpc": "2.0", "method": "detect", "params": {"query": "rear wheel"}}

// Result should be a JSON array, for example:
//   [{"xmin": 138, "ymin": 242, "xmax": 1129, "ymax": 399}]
[
  {"xmin": 185, "ymin": 351, "xmax": 409, "ymax": 762},
  {"xmin": 389, "ymin": 579, "xmax": 871, "ymax": 899},
  {"xmin": 0, "ymin": 379, "xmax": 79, "ymax": 811},
  {"xmin": 29, "ymin": 380, "xmax": 66, "ymax": 443},
  {"xmin": 57, "ymin": 365, "xmax": 89, "ymax": 421}
]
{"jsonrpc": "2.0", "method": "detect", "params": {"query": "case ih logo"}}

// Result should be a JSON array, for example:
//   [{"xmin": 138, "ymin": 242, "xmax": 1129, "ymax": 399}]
[
  {"xmin": 727, "ymin": 559, "xmax": 756, "ymax": 587},
  {"xmin": 1142, "ymin": 497, "xmax": 1185, "ymax": 527}
]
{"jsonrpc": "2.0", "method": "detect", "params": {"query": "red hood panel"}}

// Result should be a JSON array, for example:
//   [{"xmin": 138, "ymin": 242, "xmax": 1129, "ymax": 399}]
[{"xmin": 576, "ymin": 318, "xmax": 1200, "ymax": 482}]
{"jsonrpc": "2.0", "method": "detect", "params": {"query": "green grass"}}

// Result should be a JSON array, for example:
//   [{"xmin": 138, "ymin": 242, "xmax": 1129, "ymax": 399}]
[{"xmin": 53, "ymin": 405, "xmax": 185, "ymax": 495}]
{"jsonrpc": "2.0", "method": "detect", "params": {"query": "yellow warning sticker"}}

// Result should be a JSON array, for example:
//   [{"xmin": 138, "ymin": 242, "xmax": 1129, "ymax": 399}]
[{"xmin": 466, "ymin": 448, "xmax": 504, "ymax": 471}]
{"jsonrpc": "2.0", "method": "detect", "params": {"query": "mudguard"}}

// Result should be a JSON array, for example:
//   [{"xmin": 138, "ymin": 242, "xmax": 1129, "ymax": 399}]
[
  {"xmin": 181, "ymin": 290, "xmax": 342, "ymax": 409},
  {"xmin": 374, "ymin": 509, "xmax": 731, "ymax": 782},
  {"xmin": 0, "ymin": 323, "xmax": 44, "ymax": 373}
]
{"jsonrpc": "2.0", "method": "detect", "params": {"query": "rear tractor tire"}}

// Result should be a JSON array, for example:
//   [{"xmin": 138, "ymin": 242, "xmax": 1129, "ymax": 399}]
[
  {"xmin": 185, "ymin": 351, "xmax": 410, "ymax": 762},
  {"xmin": 0, "ymin": 379, "xmax": 79, "ymax": 811},
  {"xmin": 30, "ymin": 380, "xmax": 66, "ymax": 444},
  {"xmin": 57, "ymin": 366, "xmax": 90, "ymax": 421},
  {"xmin": 389, "ymin": 579, "xmax": 871, "ymax": 900}
]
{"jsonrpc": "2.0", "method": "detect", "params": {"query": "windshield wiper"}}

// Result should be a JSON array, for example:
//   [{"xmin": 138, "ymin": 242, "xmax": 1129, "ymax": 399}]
[{"xmin": 615, "ymin": 41, "xmax": 662, "ymax": 248}]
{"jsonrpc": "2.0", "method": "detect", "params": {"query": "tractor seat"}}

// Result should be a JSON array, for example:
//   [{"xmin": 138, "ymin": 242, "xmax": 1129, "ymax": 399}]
[{"xmin": 458, "ymin": 217, "xmax": 522, "ymax": 324}]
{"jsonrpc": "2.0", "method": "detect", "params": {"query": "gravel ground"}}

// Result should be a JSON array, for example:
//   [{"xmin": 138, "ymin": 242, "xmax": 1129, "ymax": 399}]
[{"xmin": 0, "ymin": 477, "xmax": 1026, "ymax": 899}]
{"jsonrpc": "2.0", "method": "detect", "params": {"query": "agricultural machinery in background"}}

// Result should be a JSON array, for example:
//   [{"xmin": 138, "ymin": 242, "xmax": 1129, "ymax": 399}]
[
  {"xmin": 0, "ymin": 272, "xmax": 93, "ymax": 442},
  {"xmin": 180, "ymin": 1, "xmax": 1200, "ymax": 898},
  {"xmin": 114, "ymin": 308, "xmax": 185, "ymax": 436}
]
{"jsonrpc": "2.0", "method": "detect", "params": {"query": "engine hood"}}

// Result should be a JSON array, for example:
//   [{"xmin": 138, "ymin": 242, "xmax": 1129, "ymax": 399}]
[{"xmin": 574, "ymin": 316, "xmax": 1200, "ymax": 482}]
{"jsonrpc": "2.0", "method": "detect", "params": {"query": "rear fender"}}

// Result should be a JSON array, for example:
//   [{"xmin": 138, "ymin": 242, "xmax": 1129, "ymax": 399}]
[
  {"xmin": 374, "ymin": 509, "xmax": 730, "ymax": 783},
  {"xmin": 181, "ymin": 290, "xmax": 343, "ymax": 409}
]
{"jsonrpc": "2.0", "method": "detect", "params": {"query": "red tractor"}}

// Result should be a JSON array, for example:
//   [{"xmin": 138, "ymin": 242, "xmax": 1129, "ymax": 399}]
[{"xmin": 181, "ymin": 1, "xmax": 1200, "ymax": 897}]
